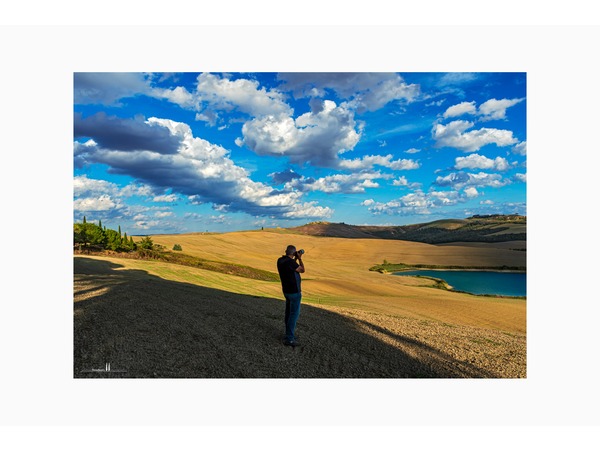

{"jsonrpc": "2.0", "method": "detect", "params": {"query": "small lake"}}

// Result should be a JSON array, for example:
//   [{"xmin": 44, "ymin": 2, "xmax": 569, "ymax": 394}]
[{"xmin": 394, "ymin": 270, "xmax": 526, "ymax": 297}]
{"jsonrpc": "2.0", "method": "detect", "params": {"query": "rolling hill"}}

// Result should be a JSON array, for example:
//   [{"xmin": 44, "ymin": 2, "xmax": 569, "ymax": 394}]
[{"xmin": 288, "ymin": 214, "xmax": 526, "ymax": 244}]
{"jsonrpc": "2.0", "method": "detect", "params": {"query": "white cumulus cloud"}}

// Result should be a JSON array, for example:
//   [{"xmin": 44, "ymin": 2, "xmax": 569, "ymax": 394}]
[
  {"xmin": 153, "ymin": 194, "xmax": 179, "ymax": 203},
  {"xmin": 362, "ymin": 190, "xmax": 463, "ymax": 216},
  {"xmin": 240, "ymin": 100, "xmax": 362, "ymax": 167},
  {"xmin": 74, "ymin": 174, "xmax": 117, "ymax": 197},
  {"xmin": 514, "ymin": 173, "xmax": 527, "ymax": 182},
  {"xmin": 148, "ymin": 73, "xmax": 292, "ymax": 127},
  {"xmin": 281, "ymin": 202, "xmax": 333, "ymax": 219},
  {"xmin": 392, "ymin": 176, "xmax": 408, "ymax": 187},
  {"xmin": 73, "ymin": 175, "xmax": 156, "ymax": 219},
  {"xmin": 284, "ymin": 172, "xmax": 385, "ymax": 194},
  {"xmin": 435, "ymin": 171, "xmax": 510, "ymax": 189},
  {"xmin": 443, "ymin": 101, "xmax": 477, "ymax": 118},
  {"xmin": 464, "ymin": 187, "xmax": 479, "ymax": 198},
  {"xmin": 478, "ymin": 98, "xmax": 525, "ymax": 121},
  {"xmin": 73, "ymin": 194, "xmax": 117, "ymax": 212},
  {"xmin": 432, "ymin": 120, "xmax": 519, "ymax": 152},
  {"xmin": 194, "ymin": 72, "xmax": 292, "ymax": 118},
  {"xmin": 513, "ymin": 141, "xmax": 527, "ymax": 155},
  {"xmin": 339, "ymin": 154, "xmax": 420, "ymax": 171},
  {"xmin": 454, "ymin": 154, "xmax": 510, "ymax": 171},
  {"xmin": 442, "ymin": 98, "xmax": 524, "ymax": 122}
]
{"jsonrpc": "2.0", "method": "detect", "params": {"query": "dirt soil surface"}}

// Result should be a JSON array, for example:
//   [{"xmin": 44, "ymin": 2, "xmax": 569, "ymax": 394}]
[{"xmin": 74, "ymin": 257, "xmax": 526, "ymax": 378}]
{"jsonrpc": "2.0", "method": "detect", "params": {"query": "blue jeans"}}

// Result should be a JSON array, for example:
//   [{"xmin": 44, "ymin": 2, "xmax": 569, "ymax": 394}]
[{"xmin": 284, "ymin": 292, "xmax": 302, "ymax": 342}]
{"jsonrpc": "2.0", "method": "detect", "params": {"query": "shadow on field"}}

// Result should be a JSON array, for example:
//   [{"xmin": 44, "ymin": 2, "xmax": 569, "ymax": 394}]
[{"xmin": 74, "ymin": 257, "xmax": 496, "ymax": 378}]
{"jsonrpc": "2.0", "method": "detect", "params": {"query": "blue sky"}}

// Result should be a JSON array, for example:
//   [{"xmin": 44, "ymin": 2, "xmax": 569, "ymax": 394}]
[{"xmin": 73, "ymin": 72, "xmax": 526, "ymax": 234}]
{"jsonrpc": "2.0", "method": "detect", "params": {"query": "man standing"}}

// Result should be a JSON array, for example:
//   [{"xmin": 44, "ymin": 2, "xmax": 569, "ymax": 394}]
[{"xmin": 277, "ymin": 245, "xmax": 305, "ymax": 347}]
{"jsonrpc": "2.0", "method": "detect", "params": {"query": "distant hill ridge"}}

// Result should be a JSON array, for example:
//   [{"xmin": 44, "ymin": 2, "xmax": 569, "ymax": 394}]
[{"xmin": 288, "ymin": 214, "xmax": 526, "ymax": 244}]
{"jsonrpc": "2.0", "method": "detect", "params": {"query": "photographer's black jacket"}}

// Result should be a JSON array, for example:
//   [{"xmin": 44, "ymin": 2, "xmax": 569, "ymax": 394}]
[{"xmin": 277, "ymin": 256, "xmax": 302, "ymax": 294}]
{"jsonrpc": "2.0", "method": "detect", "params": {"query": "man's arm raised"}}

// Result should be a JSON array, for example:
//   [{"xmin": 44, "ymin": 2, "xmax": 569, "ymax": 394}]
[{"xmin": 295, "ymin": 254, "xmax": 305, "ymax": 273}]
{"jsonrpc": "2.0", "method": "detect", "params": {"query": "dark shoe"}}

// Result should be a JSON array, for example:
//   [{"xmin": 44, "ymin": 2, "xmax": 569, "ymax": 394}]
[{"xmin": 284, "ymin": 340, "xmax": 301, "ymax": 347}]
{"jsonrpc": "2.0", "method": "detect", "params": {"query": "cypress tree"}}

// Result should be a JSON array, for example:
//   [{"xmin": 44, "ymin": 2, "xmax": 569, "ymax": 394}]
[{"xmin": 80, "ymin": 217, "xmax": 88, "ymax": 249}]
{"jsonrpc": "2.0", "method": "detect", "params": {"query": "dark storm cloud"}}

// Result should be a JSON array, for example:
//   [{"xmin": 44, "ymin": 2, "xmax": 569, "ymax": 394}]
[
  {"xmin": 277, "ymin": 72, "xmax": 394, "ymax": 98},
  {"xmin": 74, "ymin": 113, "xmax": 181, "ymax": 154},
  {"xmin": 91, "ymin": 150, "xmax": 240, "ymax": 206},
  {"xmin": 82, "ymin": 148, "xmax": 320, "ymax": 219},
  {"xmin": 434, "ymin": 171, "xmax": 471, "ymax": 187},
  {"xmin": 285, "ymin": 177, "xmax": 316, "ymax": 192},
  {"xmin": 276, "ymin": 72, "xmax": 419, "ymax": 112},
  {"xmin": 74, "ymin": 72, "xmax": 149, "ymax": 105},
  {"xmin": 270, "ymin": 169, "xmax": 302, "ymax": 185}
]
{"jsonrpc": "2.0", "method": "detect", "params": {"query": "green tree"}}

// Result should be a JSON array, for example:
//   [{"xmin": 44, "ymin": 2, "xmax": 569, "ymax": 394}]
[
  {"xmin": 173, "ymin": 244, "xmax": 182, "ymax": 251},
  {"xmin": 86, "ymin": 223, "xmax": 106, "ymax": 247},
  {"xmin": 74, "ymin": 220, "xmax": 105, "ymax": 250},
  {"xmin": 105, "ymin": 229, "xmax": 123, "ymax": 251},
  {"xmin": 121, "ymin": 232, "xmax": 135, "ymax": 251},
  {"xmin": 73, "ymin": 223, "xmax": 88, "ymax": 249},
  {"xmin": 139, "ymin": 236, "xmax": 154, "ymax": 250}
]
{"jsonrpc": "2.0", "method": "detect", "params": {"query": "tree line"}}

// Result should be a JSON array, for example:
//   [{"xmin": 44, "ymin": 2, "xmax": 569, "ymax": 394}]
[{"xmin": 74, "ymin": 216, "xmax": 153, "ymax": 252}]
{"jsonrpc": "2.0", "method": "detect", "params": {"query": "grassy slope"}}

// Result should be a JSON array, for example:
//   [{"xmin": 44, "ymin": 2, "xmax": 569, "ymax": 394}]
[{"xmin": 133, "ymin": 230, "xmax": 527, "ymax": 334}]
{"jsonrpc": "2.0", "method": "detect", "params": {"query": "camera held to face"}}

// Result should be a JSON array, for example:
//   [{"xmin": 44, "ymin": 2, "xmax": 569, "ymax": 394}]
[{"xmin": 296, "ymin": 249, "xmax": 305, "ymax": 257}]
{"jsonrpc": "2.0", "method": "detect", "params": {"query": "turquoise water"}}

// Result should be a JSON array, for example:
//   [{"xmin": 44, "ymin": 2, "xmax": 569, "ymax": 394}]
[{"xmin": 394, "ymin": 270, "xmax": 526, "ymax": 297}]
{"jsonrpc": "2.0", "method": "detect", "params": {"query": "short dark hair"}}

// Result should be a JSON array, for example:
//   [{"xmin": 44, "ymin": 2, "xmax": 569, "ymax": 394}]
[{"xmin": 285, "ymin": 245, "xmax": 296, "ymax": 256}]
